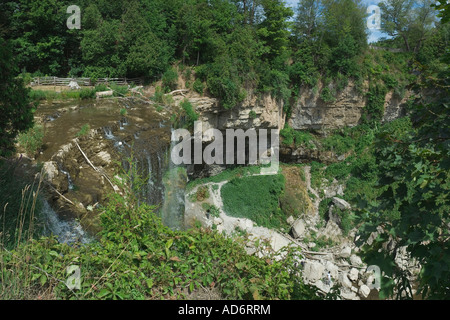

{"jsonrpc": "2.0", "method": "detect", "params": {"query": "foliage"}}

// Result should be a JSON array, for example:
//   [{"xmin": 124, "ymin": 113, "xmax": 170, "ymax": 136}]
[
  {"xmin": 0, "ymin": 37, "xmax": 34, "ymax": 157},
  {"xmin": 180, "ymin": 99, "xmax": 198, "ymax": 129},
  {"xmin": 162, "ymin": 68, "xmax": 178, "ymax": 92},
  {"xmin": 193, "ymin": 78, "xmax": 204, "ymax": 94},
  {"xmin": 355, "ymin": 56, "xmax": 450, "ymax": 299},
  {"xmin": 221, "ymin": 174, "xmax": 287, "ymax": 230},
  {"xmin": 17, "ymin": 125, "xmax": 44, "ymax": 157},
  {"xmin": 0, "ymin": 160, "xmax": 318, "ymax": 300},
  {"xmin": 76, "ymin": 124, "xmax": 90, "ymax": 138}
]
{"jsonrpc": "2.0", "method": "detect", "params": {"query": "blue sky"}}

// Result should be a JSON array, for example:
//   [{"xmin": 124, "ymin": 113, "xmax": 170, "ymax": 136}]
[{"xmin": 285, "ymin": 0, "xmax": 390, "ymax": 43}]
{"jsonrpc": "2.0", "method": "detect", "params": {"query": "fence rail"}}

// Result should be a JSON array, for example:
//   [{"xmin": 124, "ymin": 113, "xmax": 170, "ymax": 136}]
[{"xmin": 31, "ymin": 76, "xmax": 144, "ymax": 87}]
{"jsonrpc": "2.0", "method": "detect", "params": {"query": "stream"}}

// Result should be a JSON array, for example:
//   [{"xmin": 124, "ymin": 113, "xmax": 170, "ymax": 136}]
[{"xmin": 35, "ymin": 98, "xmax": 186, "ymax": 242}]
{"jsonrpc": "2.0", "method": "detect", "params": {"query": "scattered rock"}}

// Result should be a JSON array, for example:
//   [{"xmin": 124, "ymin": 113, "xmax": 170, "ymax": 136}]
[
  {"xmin": 359, "ymin": 284, "xmax": 371, "ymax": 298},
  {"xmin": 286, "ymin": 216, "xmax": 295, "ymax": 225},
  {"xmin": 291, "ymin": 219, "xmax": 306, "ymax": 238},
  {"xmin": 349, "ymin": 268, "xmax": 359, "ymax": 282},
  {"xmin": 339, "ymin": 272, "xmax": 353, "ymax": 289},
  {"xmin": 350, "ymin": 254, "xmax": 363, "ymax": 266},
  {"xmin": 325, "ymin": 261, "xmax": 339, "ymax": 280},
  {"xmin": 339, "ymin": 245, "xmax": 352, "ymax": 258},
  {"xmin": 304, "ymin": 261, "xmax": 325, "ymax": 283},
  {"xmin": 332, "ymin": 197, "xmax": 351, "ymax": 210}
]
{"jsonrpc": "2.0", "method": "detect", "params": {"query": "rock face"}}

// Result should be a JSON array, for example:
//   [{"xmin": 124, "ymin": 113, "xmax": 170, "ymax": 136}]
[
  {"xmin": 289, "ymin": 80, "xmax": 366, "ymax": 130},
  {"xmin": 288, "ymin": 80, "xmax": 412, "ymax": 131},
  {"xmin": 191, "ymin": 89, "xmax": 285, "ymax": 132}
]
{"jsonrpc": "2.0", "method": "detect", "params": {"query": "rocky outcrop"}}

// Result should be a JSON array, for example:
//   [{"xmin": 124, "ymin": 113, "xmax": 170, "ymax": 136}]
[
  {"xmin": 287, "ymin": 80, "xmax": 411, "ymax": 131},
  {"xmin": 189, "ymin": 90, "xmax": 285, "ymax": 132},
  {"xmin": 290, "ymin": 81, "xmax": 366, "ymax": 130}
]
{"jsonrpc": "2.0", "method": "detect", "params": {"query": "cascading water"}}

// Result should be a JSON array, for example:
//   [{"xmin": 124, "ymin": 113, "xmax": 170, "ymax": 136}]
[
  {"xmin": 42, "ymin": 200, "xmax": 91, "ymax": 244},
  {"xmin": 38, "ymin": 98, "xmax": 187, "ymax": 245}
]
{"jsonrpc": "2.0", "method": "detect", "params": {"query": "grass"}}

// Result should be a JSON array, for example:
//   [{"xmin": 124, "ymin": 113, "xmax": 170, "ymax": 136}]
[
  {"xmin": 76, "ymin": 124, "xmax": 90, "ymax": 137},
  {"xmin": 221, "ymin": 174, "xmax": 287, "ymax": 230},
  {"xmin": 17, "ymin": 124, "xmax": 44, "ymax": 157}
]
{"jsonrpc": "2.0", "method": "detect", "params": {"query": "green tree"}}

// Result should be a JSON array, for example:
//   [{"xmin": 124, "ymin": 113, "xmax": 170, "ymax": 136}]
[
  {"xmin": 379, "ymin": 0, "xmax": 437, "ymax": 52},
  {"xmin": 0, "ymin": 37, "xmax": 34, "ymax": 157},
  {"xmin": 257, "ymin": 0, "xmax": 294, "ymax": 61},
  {"xmin": 356, "ymin": 14, "xmax": 450, "ymax": 298}
]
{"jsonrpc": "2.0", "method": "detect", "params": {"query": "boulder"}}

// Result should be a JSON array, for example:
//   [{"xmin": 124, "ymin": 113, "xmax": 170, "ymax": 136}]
[
  {"xmin": 304, "ymin": 261, "xmax": 325, "ymax": 283},
  {"xmin": 291, "ymin": 219, "xmax": 306, "ymax": 239},
  {"xmin": 359, "ymin": 284, "xmax": 371, "ymax": 298},
  {"xmin": 339, "ymin": 245, "xmax": 352, "ymax": 258},
  {"xmin": 332, "ymin": 197, "xmax": 351, "ymax": 210},
  {"xmin": 325, "ymin": 261, "xmax": 339, "ymax": 280},
  {"xmin": 339, "ymin": 272, "xmax": 353, "ymax": 289},
  {"xmin": 349, "ymin": 268, "xmax": 359, "ymax": 281},
  {"xmin": 286, "ymin": 216, "xmax": 295, "ymax": 225},
  {"xmin": 350, "ymin": 254, "xmax": 363, "ymax": 266}
]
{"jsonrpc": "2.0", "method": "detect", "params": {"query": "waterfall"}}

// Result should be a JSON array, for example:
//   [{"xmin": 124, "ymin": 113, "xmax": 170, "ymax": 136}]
[
  {"xmin": 41, "ymin": 200, "xmax": 91, "ymax": 244},
  {"xmin": 159, "ymin": 128, "xmax": 187, "ymax": 230}
]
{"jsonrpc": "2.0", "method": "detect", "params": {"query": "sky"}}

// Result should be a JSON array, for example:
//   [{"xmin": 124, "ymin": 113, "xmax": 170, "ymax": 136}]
[{"xmin": 284, "ymin": 0, "xmax": 390, "ymax": 43}]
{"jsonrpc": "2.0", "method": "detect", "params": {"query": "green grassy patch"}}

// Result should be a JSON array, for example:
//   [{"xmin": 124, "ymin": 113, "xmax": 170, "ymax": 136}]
[{"xmin": 221, "ymin": 174, "xmax": 287, "ymax": 230}]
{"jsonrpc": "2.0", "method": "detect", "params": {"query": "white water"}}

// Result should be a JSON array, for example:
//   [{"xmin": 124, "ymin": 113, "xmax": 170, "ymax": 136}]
[{"xmin": 41, "ymin": 200, "xmax": 92, "ymax": 244}]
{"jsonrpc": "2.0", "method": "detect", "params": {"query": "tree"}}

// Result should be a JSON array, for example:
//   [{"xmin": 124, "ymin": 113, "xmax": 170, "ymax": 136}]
[
  {"xmin": 293, "ymin": 0, "xmax": 323, "ymax": 41},
  {"xmin": 0, "ymin": 37, "xmax": 34, "ymax": 157},
  {"xmin": 379, "ymin": 0, "xmax": 437, "ymax": 52},
  {"xmin": 356, "ymin": 8, "xmax": 449, "ymax": 298},
  {"xmin": 257, "ymin": 0, "xmax": 294, "ymax": 61}
]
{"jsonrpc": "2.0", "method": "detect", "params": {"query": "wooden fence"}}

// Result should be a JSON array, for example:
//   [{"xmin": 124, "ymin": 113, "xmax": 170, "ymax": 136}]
[{"xmin": 31, "ymin": 77, "xmax": 144, "ymax": 87}]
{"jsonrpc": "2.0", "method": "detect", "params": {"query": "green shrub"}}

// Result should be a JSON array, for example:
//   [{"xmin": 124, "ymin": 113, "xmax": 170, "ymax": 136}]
[
  {"xmin": 320, "ymin": 87, "xmax": 336, "ymax": 103},
  {"xmin": 162, "ymin": 68, "xmax": 178, "ymax": 92},
  {"xmin": 79, "ymin": 88, "xmax": 96, "ymax": 100},
  {"xmin": 17, "ymin": 125, "xmax": 44, "ymax": 156},
  {"xmin": 180, "ymin": 99, "xmax": 198, "ymax": 129},
  {"xmin": 110, "ymin": 84, "xmax": 128, "ymax": 97},
  {"xmin": 193, "ymin": 79, "xmax": 204, "ymax": 94}
]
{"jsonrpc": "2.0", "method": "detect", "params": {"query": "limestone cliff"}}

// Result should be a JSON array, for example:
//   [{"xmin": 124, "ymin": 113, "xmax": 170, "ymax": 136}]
[{"xmin": 186, "ymin": 81, "xmax": 411, "ymax": 133}]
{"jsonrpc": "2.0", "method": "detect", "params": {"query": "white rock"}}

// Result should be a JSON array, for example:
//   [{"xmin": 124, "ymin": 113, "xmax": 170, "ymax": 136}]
[
  {"xmin": 308, "ymin": 242, "xmax": 316, "ymax": 249},
  {"xmin": 332, "ymin": 197, "xmax": 351, "ymax": 210},
  {"xmin": 325, "ymin": 261, "xmax": 339, "ymax": 280},
  {"xmin": 291, "ymin": 219, "xmax": 306, "ymax": 239},
  {"xmin": 304, "ymin": 261, "xmax": 325, "ymax": 283},
  {"xmin": 213, "ymin": 217, "xmax": 223, "ymax": 225},
  {"xmin": 315, "ymin": 280, "xmax": 330, "ymax": 293},
  {"xmin": 339, "ymin": 272, "xmax": 353, "ymax": 289},
  {"xmin": 339, "ymin": 246, "xmax": 352, "ymax": 258},
  {"xmin": 340, "ymin": 290, "xmax": 358, "ymax": 300},
  {"xmin": 350, "ymin": 254, "xmax": 363, "ymax": 266},
  {"xmin": 286, "ymin": 216, "xmax": 295, "ymax": 224},
  {"xmin": 359, "ymin": 284, "xmax": 371, "ymax": 298},
  {"xmin": 349, "ymin": 268, "xmax": 359, "ymax": 281},
  {"xmin": 270, "ymin": 233, "xmax": 291, "ymax": 253}
]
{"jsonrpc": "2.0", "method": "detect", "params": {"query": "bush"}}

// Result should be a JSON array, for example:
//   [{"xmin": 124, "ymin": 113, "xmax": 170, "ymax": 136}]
[
  {"xmin": 320, "ymin": 87, "xmax": 336, "ymax": 103},
  {"xmin": 193, "ymin": 79, "xmax": 204, "ymax": 94},
  {"xmin": 180, "ymin": 99, "xmax": 198, "ymax": 129},
  {"xmin": 79, "ymin": 88, "xmax": 96, "ymax": 100},
  {"xmin": 162, "ymin": 68, "xmax": 178, "ymax": 92},
  {"xmin": 17, "ymin": 125, "xmax": 44, "ymax": 156},
  {"xmin": 76, "ymin": 124, "xmax": 90, "ymax": 137}
]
